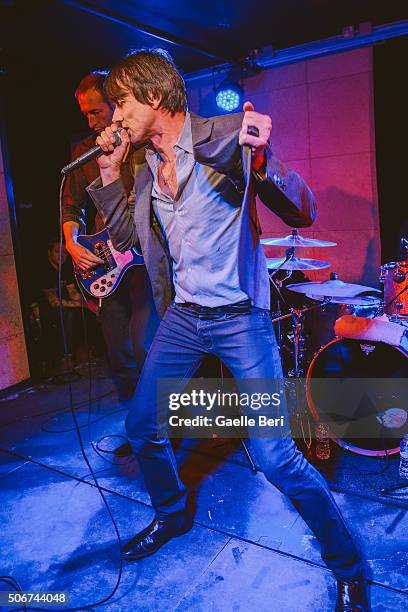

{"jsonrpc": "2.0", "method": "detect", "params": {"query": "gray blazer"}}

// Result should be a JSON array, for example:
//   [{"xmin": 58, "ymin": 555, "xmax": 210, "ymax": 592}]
[{"xmin": 87, "ymin": 112, "xmax": 316, "ymax": 319}]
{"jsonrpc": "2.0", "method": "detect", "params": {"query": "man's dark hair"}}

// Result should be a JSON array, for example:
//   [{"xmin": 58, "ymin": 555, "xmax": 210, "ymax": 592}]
[
  {"xmin": 75, "ymin": 70, "xmax": 109, "ymax": 100},
  {"xmin": 105, "ymin": 48, "xmax": 187, "ymax": 114}
]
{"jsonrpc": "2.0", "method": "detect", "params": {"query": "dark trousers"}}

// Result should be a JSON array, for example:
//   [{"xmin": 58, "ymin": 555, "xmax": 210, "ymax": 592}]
[
  {"xmin": 125, "ymin": 302, "xmax": 363, "ymax": 580},
  {"xmin": 99, "ymin": 266, "xmax": 159, "ymax": 401}
]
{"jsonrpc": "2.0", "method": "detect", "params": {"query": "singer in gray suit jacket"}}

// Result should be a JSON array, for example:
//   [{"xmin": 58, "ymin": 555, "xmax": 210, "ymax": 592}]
[
  {"xmin": 89, "ymin": 111, "xmax": 314, "ymax": 320},
  {"xmin": 87, "ymin": 48, "xmax": 367, "ymax": 611}
]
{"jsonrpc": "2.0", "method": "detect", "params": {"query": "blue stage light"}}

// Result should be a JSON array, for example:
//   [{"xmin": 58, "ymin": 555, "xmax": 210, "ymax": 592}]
[{"xmin": 215, "ymin": 78, "xmax": 243, "ymax": 112}]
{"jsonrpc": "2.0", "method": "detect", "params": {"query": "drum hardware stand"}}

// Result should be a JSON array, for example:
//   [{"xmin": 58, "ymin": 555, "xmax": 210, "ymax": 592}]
[
  {"xmin": 218, "ymin": 359, "xmax": 258, "ymax": 474},
  {"xmin": 292, "ymin": 309, "xmax": 304, "ymax": 377},
  {"xmin": 269, "ymin": 273, "xmax": 290, "ymax": 349},
  {"xmin": 270, "ymin": 300, "xmax": 331, "ymax": 377},
  {"xmin": 270, "ymin": 300, "xmax": 331, "ymax": 457},
  {"xmin": 381, "ymin": 428, "xmax": 408, "ymax": 496},
  {"xmin": 381, "ymin": 480, "xmax": 408, "ymax": 497},
  {"xmin": 268, "ymin": 247, "xmax": 295, "ymax": 348}
]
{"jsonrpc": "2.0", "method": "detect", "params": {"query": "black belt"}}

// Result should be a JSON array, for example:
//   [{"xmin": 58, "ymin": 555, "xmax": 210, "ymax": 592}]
[{"xmin": 176, "ymin": 298, "xmax": 252, "ymax": 314}]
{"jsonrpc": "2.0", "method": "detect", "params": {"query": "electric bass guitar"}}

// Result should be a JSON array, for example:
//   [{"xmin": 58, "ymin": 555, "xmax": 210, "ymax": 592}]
[{"xmin": 74, "ymin": 228, "xmax": 144, "ymax": 299}]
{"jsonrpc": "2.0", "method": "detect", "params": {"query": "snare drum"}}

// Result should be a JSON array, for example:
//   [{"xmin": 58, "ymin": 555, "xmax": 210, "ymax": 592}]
[
  {"xmin": 380, "ymin": 261, "xmax": 408, "ymax": 318},
  {"xmin": 306, "ymin": 337, "xmax": 408, "ymax": 456}
]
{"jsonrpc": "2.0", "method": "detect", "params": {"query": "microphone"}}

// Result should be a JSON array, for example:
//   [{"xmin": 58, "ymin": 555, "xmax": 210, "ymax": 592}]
[{"xmin": 61, "ymin": 128, "xmax": 124, "ymax": 175}]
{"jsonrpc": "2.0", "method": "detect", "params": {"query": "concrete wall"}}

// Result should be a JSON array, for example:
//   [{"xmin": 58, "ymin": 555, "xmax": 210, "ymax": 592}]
[
  {"xmin": 187, "ymin": 48, "xmax": 380, "ymax": 286},
  {"xmin": 0, "ymin": 135, "xmax": 30, "ymax": 390}
]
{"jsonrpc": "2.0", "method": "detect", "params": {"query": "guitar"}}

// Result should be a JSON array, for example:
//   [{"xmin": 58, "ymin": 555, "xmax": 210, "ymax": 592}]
[{"xmin": 74, "ymin": 228, "xmax": 144, "ymax": 299}]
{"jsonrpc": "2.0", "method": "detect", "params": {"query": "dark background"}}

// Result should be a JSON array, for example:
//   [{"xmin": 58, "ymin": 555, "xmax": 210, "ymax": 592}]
[{"xmin": 374, "ymin": 35, "xmax": 407, "ymax": 263}]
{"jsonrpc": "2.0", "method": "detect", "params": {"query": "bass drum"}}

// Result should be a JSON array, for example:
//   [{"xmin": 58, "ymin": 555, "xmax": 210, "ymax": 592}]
[{"xmin": 306, "ymin": 338, "xmax": 408, "ymax": 456}]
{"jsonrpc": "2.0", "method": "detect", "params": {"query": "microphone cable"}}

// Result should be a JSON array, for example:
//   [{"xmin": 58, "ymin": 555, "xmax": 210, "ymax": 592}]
[
  {"xmin": 79, "ymin": 299, "xmax": 134, "ymax": 467},
  {"xmin": 0, "ymin": 575, "xmax": 27, "ymax": 612},
  {"xmin": 2, "ymin": 175, "xmax": 126, "ymax": 612}
]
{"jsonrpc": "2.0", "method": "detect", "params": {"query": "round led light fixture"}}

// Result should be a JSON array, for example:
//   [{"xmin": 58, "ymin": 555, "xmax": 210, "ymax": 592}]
[{"xmin": 215, "ymin": 77, "xmax": 243, "ymax": 112}]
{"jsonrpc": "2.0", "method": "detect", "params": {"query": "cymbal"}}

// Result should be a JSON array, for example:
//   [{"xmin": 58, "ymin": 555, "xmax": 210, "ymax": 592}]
[
  {"xmin": 307, "ymin": 295, "xmax": 382, "ymax": 307},
  {"xmin": 266, "ymin": 256, "xmax": 331, "ymax": 271},
  {"xmin": 261, "ymin": 230, "xmax": 336, "ymax": 248},
  {"xmin": 287, "ymin": 279, "xmax": 382, "ymax": 299}
]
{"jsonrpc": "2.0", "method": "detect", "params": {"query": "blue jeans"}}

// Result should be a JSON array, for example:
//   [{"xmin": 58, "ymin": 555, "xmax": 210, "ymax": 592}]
[{"xmin": 126, "ymin": 302, "xmax": 363, "ymax": 580}]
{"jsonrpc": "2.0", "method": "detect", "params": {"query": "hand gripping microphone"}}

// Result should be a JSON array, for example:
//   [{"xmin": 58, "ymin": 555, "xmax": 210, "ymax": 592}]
[{"xmin": 61, "ymin": 128, "xmax": 124, "ymax": 175}]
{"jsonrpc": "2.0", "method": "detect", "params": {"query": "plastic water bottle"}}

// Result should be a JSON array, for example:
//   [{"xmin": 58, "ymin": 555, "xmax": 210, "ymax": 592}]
[
  {"xmin": 315, "ymin": 422, "xmax": 330, "ymax": 460},
  {"xmin": 399, "ymin": 434, "xmax": 408, "ymax": 479}
]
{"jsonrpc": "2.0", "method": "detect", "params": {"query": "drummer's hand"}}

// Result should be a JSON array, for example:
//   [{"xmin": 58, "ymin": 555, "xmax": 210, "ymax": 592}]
[
  {"xmin": 96, "ymin": 125, "xmax": 130, "ymax": 185},
  {"xmin": 239, "ymin": 101, "xmax": 272, "ymax": 170}
]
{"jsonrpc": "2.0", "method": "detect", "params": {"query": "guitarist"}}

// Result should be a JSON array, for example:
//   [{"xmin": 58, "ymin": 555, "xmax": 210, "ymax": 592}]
[{"xmin": 62, "ymin": 71, "xmax": 158, "ymax": 403}]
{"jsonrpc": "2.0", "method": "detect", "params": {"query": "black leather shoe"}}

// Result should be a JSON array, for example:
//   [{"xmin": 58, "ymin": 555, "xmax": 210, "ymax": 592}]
[
  {"xmin": 121, "ymin": 514, "xmax": 193, "ymax": 561},
  {"xmin": 336, "ymin": 579, "xmax": 370, "ymax": 611}
]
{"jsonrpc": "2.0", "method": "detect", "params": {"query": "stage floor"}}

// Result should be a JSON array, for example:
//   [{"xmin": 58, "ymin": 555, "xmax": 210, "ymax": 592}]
[{"xmin": 0, "ymin": 363, "xmax": 407, "ymax": 611}]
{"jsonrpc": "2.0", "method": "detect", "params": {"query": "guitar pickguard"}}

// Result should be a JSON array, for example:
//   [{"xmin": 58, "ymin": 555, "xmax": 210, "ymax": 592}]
[{"xmin": 74, "ymin": 229, "xmax": 144, "ymax": 298}]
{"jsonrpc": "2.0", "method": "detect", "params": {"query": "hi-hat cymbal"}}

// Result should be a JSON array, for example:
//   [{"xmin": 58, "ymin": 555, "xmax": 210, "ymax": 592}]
[
  {"xmin": 261, "ymin": 230, "xmax": 336, "ymax": 248},
  {"xmin": 266, "ymin": 256, "xmax": 331, "ymax": 271},
  {"xmin": 287, "ymin": 279, "xmax": 382, "ymax": 299}
]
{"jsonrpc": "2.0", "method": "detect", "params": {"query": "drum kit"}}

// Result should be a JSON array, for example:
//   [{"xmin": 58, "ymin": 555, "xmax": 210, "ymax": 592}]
[{"xmin": 261, "ymin": 229, "xmax": 408, "ymax": 457}]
